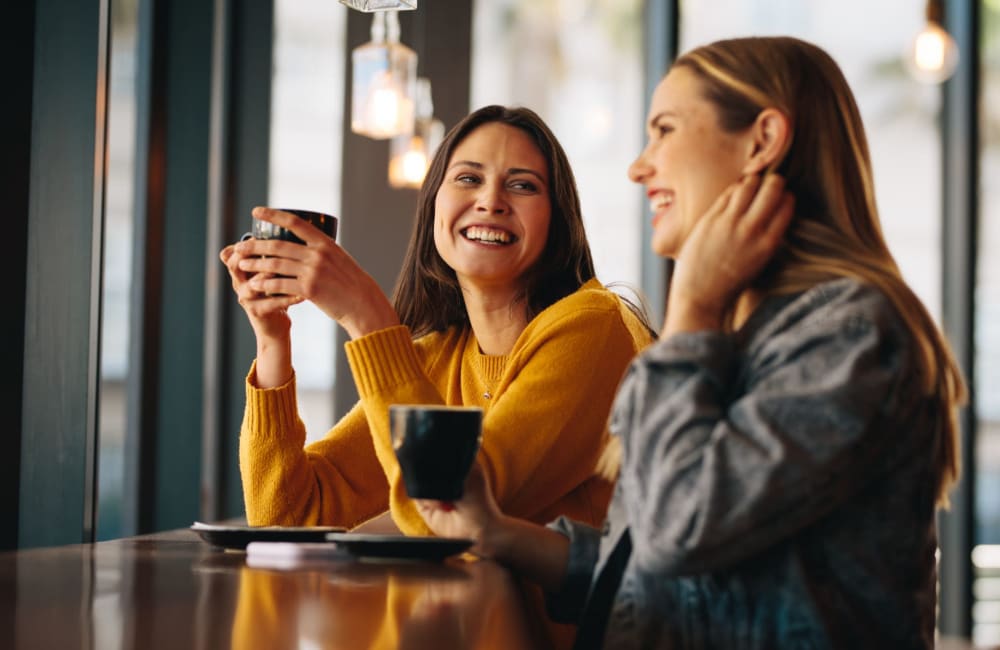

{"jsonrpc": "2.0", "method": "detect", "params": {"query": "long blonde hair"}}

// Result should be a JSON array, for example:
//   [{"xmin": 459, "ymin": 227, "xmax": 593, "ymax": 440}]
[{"xmin": 600, "ymin": 37, "xmax": 965, "ymax": 507}]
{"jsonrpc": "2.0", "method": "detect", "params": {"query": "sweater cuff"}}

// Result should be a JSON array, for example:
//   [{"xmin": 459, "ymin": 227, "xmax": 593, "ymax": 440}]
[
  {"xmin": 244, "ymin": 359, "xmax": 300, "ymax": 436},
  {"xmin": 344, "ymin": 325, "xmax": 423, "ymax": 397},
  {"xmin": 544, "ymin": 516, "xmax": 602, "ymax": 624}
]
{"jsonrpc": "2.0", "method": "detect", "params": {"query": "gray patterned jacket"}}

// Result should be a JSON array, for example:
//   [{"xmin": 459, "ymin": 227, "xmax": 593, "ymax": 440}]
[{"xmin": 548, "ymin": 278, "xmax": 943, "ymax": 650}]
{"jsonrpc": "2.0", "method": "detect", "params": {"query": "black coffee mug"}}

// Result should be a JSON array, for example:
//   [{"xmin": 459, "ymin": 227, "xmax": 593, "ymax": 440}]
[
  {"xmin": 247, "ymin": 208, "xmax": 338, "ymax": 244},
  {"xmin": 390, "ymin": 405, "xmax": 483, "ymax": 501},
  {"xmin": 240, "ymin": 209, "xmax": 338, "ymax": 296}
]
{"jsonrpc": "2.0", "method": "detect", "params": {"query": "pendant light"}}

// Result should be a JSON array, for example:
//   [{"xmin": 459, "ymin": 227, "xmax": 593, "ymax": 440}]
[
  {"xmin": 339, "ymin": 0, "xmax": 416, "ymax": 11},
  {"xmin": 350, "ymin": 10, "xmax": 417, "ymax": 139},
  {"xmin": 388, "ymin": 78, "xmax": 445, "ymax": 189},
  {"xmin": 905, "ymin": 0, "xmax": 959, "ymax": 84}
]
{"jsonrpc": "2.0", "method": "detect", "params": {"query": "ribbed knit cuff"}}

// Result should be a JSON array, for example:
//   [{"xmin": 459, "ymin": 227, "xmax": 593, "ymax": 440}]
[
  {"xmin": 344, "ymin": 325, "xmax": 423, "ymax": 397},
  {"xmin": 244, "ymin": 360, "xmax": 300, "ymax": 436}
]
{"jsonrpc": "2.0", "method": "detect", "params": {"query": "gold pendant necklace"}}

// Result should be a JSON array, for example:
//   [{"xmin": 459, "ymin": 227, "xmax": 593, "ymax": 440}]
[{"xmin": 467, "ymin": 332, "xmax": 504, "ymax": 402}]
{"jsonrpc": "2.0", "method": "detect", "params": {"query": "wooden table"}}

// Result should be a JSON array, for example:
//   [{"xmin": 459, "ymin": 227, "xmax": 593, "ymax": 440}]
[{"xmin": 0, "ymin": 527, "xmax": 547, "ymax": 649}]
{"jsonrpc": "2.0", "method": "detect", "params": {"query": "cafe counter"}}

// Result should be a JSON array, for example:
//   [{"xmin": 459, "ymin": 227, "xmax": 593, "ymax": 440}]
[{"xmin": 0, "ymin": 527, "xmax": 548, "ymax": 649}]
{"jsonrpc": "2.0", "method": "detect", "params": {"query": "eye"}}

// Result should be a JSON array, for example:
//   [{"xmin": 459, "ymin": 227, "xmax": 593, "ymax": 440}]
[
  {"xmin": 508, "ymin": 178, "xmax": 539, "ymax": 193},
  {"xmin": 654, "ymin": 123, "xmax": 674, "ymax": 137},
  {"xmin": 454, "ymin": 173, "xmax": 481, "ymax": 185}
]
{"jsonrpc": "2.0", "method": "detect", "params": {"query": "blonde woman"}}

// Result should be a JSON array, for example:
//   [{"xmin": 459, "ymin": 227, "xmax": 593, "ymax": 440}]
[{"xmin": 416, "ymin": 37, "xmax": 965, "ymax": 649}]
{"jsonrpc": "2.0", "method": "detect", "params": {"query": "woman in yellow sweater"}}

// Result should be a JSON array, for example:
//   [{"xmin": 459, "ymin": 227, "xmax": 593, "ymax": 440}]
[{"xmin": 220, "ymin": 105, "xmax": 653, "ymax": 537}]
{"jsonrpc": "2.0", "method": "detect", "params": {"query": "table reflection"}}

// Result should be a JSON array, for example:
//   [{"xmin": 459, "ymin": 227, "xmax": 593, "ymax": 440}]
[
  {"xmin": 2, "ymin": 531, "xmax": 544, "ymax": 650},
  {"xmin": 229, "ymin": 557, "xmax": 536, "ymax": 650}
]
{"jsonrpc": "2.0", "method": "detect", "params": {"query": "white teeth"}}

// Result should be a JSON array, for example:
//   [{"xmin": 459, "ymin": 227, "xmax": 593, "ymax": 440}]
[
  {"xmin": 649, "ymin": 194, "xmax": 674, "ymax": 213},
  {"xmin": 463, "ymin": 226, "xmax": 514, "ymax": 244}
]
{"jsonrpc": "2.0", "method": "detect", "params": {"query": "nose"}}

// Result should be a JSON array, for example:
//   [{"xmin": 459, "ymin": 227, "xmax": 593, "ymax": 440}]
[
  {"xmin": 627, "ymin": 146, "xmax": 653, "ymax": 185},
  {"xmin": 475, "ymin": 182, "xmax": 509, "ymax": 215}
]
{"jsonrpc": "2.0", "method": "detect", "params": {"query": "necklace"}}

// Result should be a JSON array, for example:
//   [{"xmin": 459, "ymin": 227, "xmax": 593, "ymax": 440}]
[{"xmin": 467, "ymin": 335, "xmax": 506, "ymax": 402}]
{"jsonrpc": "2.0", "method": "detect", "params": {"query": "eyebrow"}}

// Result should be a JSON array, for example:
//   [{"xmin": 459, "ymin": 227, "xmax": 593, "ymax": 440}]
[
  {"xmin": 646, "ymin": 110, "xmax": 678, "ymax": 130},
  {"xmin": 447, "ymin": 160, "xmax": 547, "ymax": 183}
]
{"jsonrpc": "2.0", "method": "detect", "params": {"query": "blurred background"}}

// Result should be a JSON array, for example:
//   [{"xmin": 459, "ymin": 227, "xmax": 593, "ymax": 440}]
[{"xmin": 9, "ymin": 0, "xmax": 998, "ymax": 644}]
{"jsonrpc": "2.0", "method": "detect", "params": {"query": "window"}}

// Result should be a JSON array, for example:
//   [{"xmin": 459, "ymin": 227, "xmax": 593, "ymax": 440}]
[
  {"xmin": 678, "ymin": 0, "xmax": 942, "ymax": 319},
  {"xmin": 97, "ymin": 0, "xmax": 139, "ymax": 541},
  {"xmin": 974, "ymin": 1, "xmax": 1000, "ymax": 644},
  {"xmin": 471, "ymin": 0, "xmax": 645, "ymax": 294},
  {"xmin": 267, "ymin": 0, "xmax": 347, "ymax": 443}
]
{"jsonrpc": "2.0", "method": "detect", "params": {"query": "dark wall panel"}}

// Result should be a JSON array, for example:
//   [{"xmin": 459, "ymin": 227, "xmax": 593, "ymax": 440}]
[
  {"xmin": 126, "ymin": 0, "xmax": 223, "ymax": 533},
  {"xmin": 19, "ymin": 0, "xmax": 108, "ymax": 548},
  {"xmin": 1, "ymin": 0, "xmax": 37, "ymax": 551}
]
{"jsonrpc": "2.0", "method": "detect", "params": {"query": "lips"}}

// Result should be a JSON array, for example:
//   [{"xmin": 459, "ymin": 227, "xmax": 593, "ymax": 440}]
[{"xmin": 461, "ymin": 225, "xmax": 517, "ymax": 245}]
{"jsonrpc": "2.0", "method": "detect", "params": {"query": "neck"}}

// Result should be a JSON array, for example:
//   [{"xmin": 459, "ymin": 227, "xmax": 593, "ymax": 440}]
[{"xmin": 462, "ymin": 284, "xmax": 529, "ymax": 356}]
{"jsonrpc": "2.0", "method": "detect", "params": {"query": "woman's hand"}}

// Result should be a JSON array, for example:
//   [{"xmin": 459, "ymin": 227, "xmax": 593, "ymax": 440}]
[
  {"xmin": 233, "ymin": 207, "xmax": 401, "ymax": 340},
  {"xmin": 418, "ymin": 462, "xmax": 574, "ymax": 591},
  {"xmin": 220, "ymin": 240, "xmax": 301, "ymax": 387},
  {"xmin": 220, "ymin": 240, "xmax": 302, "ymax": 342},
  {"xmin": 414, "ymin": 463, "xmax": 503, "ymax": 557},
  {"xmin": 664, "ymin": 173, "xmax": 795, "ymax": 336}
]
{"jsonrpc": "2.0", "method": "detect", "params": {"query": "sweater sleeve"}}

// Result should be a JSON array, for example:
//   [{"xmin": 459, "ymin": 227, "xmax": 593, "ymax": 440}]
[
  {"xmin": 239, "ymin": 361, "xmax": 389, "ymax": 527},
  {"xmin": 475, "ymin": 301, "xmax": 646, "ymax": 524},
  {"xmin": 345, "ymin": 289, "xmax": 651, "ymax": 536},
  {"xmin": 344, "ymin": 326, "xmax": 443, "ymax": 535},
  {"xmin": 615, "ymin": 282, "xmax": 915, "ymax": 575}
]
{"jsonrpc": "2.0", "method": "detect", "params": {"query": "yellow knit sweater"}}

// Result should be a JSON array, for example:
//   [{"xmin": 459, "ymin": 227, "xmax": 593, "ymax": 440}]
[{"xmin": 239, "ymin": 278, "xmax": 653, "ymax": 535}]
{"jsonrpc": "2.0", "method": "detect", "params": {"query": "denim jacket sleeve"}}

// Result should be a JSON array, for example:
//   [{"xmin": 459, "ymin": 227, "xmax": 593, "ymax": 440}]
[
  {"xmin": 544, "ymin": 516, "xmax": 603, "ymax": 623},
  {"xmin": 613, "ymin": 280, "xmax": 913, "ymax": 576}
]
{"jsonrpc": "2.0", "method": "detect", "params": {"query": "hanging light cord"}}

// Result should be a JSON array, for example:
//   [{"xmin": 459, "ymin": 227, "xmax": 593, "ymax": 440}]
[{"xmin": 926, "ymin": 0, "xmax": 943, "ymax": 25}]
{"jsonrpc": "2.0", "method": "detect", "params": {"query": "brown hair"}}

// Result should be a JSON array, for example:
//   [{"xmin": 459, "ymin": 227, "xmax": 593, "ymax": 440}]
[
  {"xmin": 667, "ymin": 36, "xmax": 966, "ymax": 506},
  {"xmin": 392, "ymin": 105, "xmax": 596, "ymax": 337}
]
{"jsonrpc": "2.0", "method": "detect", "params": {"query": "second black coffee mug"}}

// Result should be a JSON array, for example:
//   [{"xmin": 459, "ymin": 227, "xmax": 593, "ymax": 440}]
[{"xmin": 390, "ymin": 405, "xmax": 483, "ymax": 501}]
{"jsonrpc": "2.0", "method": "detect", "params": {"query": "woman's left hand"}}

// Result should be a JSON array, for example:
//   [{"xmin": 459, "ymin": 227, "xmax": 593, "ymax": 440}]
[{"xmin": 235, "ymin": 207, "xmax": 401, "ymax": 339}]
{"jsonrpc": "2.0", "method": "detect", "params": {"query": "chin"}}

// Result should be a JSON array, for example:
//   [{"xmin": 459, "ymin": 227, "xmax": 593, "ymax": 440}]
[{"xmin": 650, "ymin": 235, "xmax": 677, "ymax": 259}]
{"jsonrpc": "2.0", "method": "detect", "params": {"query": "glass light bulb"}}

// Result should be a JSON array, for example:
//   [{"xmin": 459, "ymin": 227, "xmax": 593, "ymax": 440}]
[
  {"xmin": 401, "ymin": 147, "xmax": 429, "ymax": 184},
  {"xmin": 370, "ymin": 84, "xmax": 401, "ymax": 134},
  {"xmin": 389, "ymin": 136, "xmax": 427, "ymax": 189},
  {"xmin": 350, "ymin": 12, "xmax": 417, "ymax": 139},
  {"xmin": 339, "ymin": 0, "xmax": 416, "ymax": 11},
  {"xmin": 905, "ymin": 22, "xmax": 959, "ymax": 84},
  {"xmin": 388, "ymin": 117, "xmax": 444, "ymax": 189}
]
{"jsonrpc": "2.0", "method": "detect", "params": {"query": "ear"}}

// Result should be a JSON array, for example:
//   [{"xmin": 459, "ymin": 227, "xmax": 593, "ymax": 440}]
[{"xmin": 741, "ymin": 108, "xmax": 791, "ymax": 176}]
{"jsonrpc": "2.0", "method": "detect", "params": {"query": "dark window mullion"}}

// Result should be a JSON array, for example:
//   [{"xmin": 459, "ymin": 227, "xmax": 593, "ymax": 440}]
[{"xmin": 937, "ymin": 0, "xmax": 980, "ymax": 637}]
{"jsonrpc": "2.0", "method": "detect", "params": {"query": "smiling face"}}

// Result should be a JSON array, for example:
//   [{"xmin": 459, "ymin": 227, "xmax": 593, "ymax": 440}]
[
  {"xmin": 628, "ymin": 66, "xmax": 753, "ymax": 258},
  {"xmin": 433, "ymin": 122, "xmax": 551, "ymax": 296}
]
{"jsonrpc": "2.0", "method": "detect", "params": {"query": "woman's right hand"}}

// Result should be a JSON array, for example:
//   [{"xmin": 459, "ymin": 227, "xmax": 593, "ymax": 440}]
[
  {"xmin": 220, "ymin": 242, "xmax": 301, "ymax": 388},
  {"xmin": 220, "ymin": 242, "xmax": 303, "ymax": 342}
]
